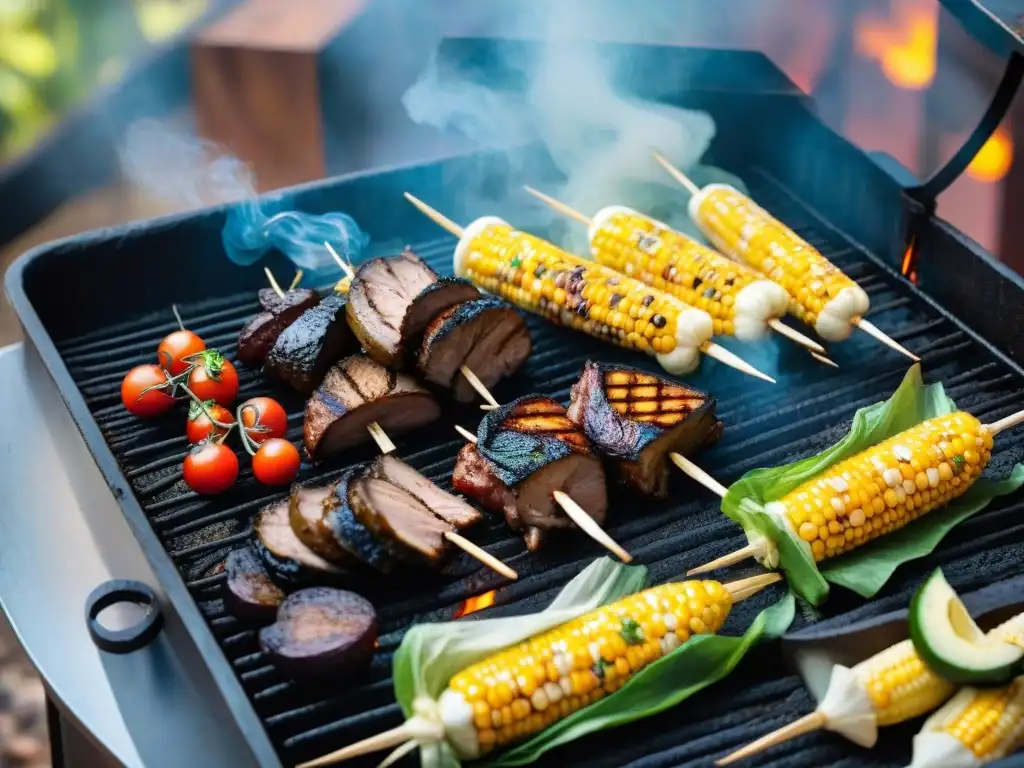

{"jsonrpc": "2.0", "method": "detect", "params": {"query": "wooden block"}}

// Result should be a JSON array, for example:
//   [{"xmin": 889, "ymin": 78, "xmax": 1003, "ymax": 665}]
[{"xmin": 191, "ymin": 0, "xmax": 365, "ymax": 191}]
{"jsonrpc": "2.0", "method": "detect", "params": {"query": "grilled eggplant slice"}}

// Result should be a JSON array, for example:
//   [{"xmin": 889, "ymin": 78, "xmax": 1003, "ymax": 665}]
[
  {"xmin": 266, "ymin": 294, "xmax": 354, "ymax": 394},
  {"xmin": 349, "ymin": 476, "xmax": 452, "ymax": 565},
  {"xmin": 237, "ymin": 288, "xmax": 320, "ymax": 367},
  {"xmin": 453, "ymin": 395, "xmax": 607, "ymax": 551},
  {"xmin": 417, "ymin": 298, "xmax": 532, "ymax": 403},
  {"xmin": 371, "ymin": 454, "xmax": 482, "ymax": 529},
  {"xmin": 254, "ymin": 500, "xmax": 346, "ymax": 586},
  {"xmin": 259, "ymin": 588, "xmax": 377, "ymax": 680},
  {"xmin": 567, "ymin": 361, "xmax": 723, "ymax": 496},
  {"xmin": 322, "ymin": 465, "xmax": 397, "ymax": 573},
  {"xmin": 223, "ymin": 545, "xmax": 285, "ymax": 623},
  {"xmin": 303, "ymin": 354, "xmax": 440, "ymax": 461},
  {"xmin": 288, "ymin": 484, "xmax": 362, "ymax": 567}
]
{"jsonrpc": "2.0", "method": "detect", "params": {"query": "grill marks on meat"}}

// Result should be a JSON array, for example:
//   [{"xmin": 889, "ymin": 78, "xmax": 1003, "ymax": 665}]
[
  {"xmin": 567, "ymin": 361, "xmax": 723, "ymax": 496},
  {"xmin": 417, "ymin": 298, "xmax": 531, "ymax": 403},
  {"xmin": 371, "ymin": 454, "xmax": 481, "ymax": 528},
  {"xmin": 322, "ymin": 466, "xmax": 396, "ymax": 573},
  {"xmin": 237, "ymin": 289, "xmax": 320, "ymax": 366},
  {"xmin": 265, "ymin": 294, "xmax": 354, "ymax": 394},
  {"xmin": 349, "ymin": 477, "xmax": 451, "ymax": 565},
  {"xmin": 303, "ymin": 354, "xmax": 440, "ymax": 461},
  {"xmin": 453, "ymin": 395, "xmax": 608, "ymax": 551}
]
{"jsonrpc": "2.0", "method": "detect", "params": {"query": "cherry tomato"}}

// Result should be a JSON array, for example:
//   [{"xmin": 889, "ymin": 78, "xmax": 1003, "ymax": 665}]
[
  {"xmin": 121, "ymin": 364, "xmax": 174, "ymax": 417},
  {"xmin": 158, "ymin": 330, "xmax": 206, "ymax": 376},
  {"xmin": 186, "ymin": 401, "xmax": 235, "ymax": 444},
  {"xmin": 252, "ymin": 439, "xmax": 301, "ymax": 486},
  {"xmin": 239, "ymin": 397, "xmax": 288, "ymax": 444},
  {"xmin": 187, "ymin": 350, "xmax": 239, "ymax": 407},
  {"xmin": 183, "ymin": 441, "xmax": 239, "ymax": 494}
]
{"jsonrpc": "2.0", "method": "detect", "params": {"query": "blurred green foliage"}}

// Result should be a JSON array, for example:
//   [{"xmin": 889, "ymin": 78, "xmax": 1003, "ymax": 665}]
[{"xmin": 0, "ymin": 0, "xmax": 206, "ymax": 161}]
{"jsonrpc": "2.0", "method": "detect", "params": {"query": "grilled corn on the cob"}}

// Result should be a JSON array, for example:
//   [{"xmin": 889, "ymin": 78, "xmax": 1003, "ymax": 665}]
[
  {"xmin": 765, "ymin": 411, "xmax": 992, "ymax": 564},
  {"xmin": 688, "ymin": 184, "xmax": 870, "ymax": 341},
  {"xmin": 588, "ymin": 206, "xmax": 790, "ymax": 341},
  {"xmin": 437, "ymin": 579, "xmax": 732, "ymax": 758},
  {"xmin": 454, "ymin": 217, "xmax": 714, "ymax": 374}
]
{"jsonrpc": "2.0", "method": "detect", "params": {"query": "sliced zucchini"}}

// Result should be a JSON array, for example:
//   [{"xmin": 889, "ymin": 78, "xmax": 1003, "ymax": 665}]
[{"xmin": 909, "ymin": 568, "xmax": 1024, "ymax": 685}]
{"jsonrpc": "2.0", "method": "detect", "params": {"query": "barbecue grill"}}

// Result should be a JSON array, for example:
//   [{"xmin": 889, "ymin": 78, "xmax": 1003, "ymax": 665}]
[{"xmin": 7, "ymin": 10, "xmax": 1024, "ymax": 768}]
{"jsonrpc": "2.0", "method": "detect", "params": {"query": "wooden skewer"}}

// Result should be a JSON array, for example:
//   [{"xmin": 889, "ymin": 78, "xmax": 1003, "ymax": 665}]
[
  {"xmin": 264, "ymin": 267, "xmax": 286, "ymax": 298},
  {"xmin": 523, "ymin": 186, "xmax": 825, "ymax": 358},
  {"xmin": 716, "ymin": 710, "xmax": 829, "ymax": 766},
  {"xmin": 288, "ymin": 270, "xmax": 304, "ymax": 291},
  {"xmin": 986, "ymin": 408, "xmax": 1024, "ymax": 436},
  {"xmin": 296, "ymin": 571, "xmax": 781, "ymax": 768},
  {"xmin": 811, "ymin": 351, "xmax": 839, "ymax": 369},
  {"xmin": 445, "ymin": 531, "xmax": 518, "ymax": 580},
  {"xmin": 366, "ymin": 422, "xmax": 396, "ymax": 454},
  {"xmin": 459, "ymin": 365, "xmax": 500, "ymax": 407},
  {"xmin": 670, "ymin": 452, "xmax": 728, "ymax": 498},
  {"xmin": 651, "ymin": 152, "xmax": 921, "ymax": 364},
  {"xmin": 686, "ymin": 543, "xmax": 766, "ymax": 576},
  {"xmin": 407, "ymin": 193, "xmax": 774, "ymax": 384},
  {"xmin": 457, "ymin": 425, "xmax": 632, "ymax": 563}
]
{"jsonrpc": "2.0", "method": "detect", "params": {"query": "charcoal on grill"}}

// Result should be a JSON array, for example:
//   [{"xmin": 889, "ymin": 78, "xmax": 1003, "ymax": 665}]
[
  {"xmin": 288, "ymin": 484, "xmax": 363, "ymax": 567},
  {"xmin": 453, "ymin": 395, "xmax": 607, "ymax": 551},
  {"xmin": 265, "ymin": 294, "xmax": 354, "ymax": 394},
  {"xmin": 346, "ymin": 248, "xmax": 479, "ymax": 368},
  {"xmin": 567, "ymin": 360, "xmax": 723, "ymax": 496},
  {"xmin": 236, "ymin": 288, "xmax": 320, "ymax": 366},
  {"xmin": 417, "ymin": 297, "xmax": 532, "ymax": 403},
  {"xmin": 349, "ymin": 474, "xmax": 453, "ymax": 565},
  {"xmin": 370, "ymin": 453, "xmax": 482, "ymax": 529},
  {"xmin": 258, "ymin": 587, "xmax": 377, "ymax": 680},
  {"xmin": 254, "ymin": 499, "xmax": 347, "ymax": 586},
  {"xmin": 223, "ymin": 544, "xmax": 285, "ymax": 623},
  {"xmin": 303, "ymin": 354, "xmax": 440, "ymax": 461}
]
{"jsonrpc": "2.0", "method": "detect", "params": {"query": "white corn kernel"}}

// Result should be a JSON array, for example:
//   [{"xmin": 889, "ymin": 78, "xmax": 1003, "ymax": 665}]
[
  {"xmin": 884, "ymin": 468, "xmax": 903, "ymax": 488},
  {"xmin": 530, "ymin": 688, "xmax": 549, "ymax": 711}
]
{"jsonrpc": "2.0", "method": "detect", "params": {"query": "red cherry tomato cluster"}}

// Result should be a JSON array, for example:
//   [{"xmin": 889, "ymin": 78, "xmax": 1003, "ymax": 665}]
[{"xmin": 119, "ymin": 318, "xmax": 300, "ymax": 495}]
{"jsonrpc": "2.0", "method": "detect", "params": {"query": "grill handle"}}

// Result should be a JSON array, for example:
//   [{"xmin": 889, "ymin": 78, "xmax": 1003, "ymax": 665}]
[{"xmin": 85, "ymin": 579, "xmax": 164, "ymax": 654}]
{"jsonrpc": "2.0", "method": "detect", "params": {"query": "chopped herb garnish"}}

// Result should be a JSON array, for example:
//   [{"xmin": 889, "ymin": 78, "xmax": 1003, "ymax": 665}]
[
  {"xmin": 619, "ymin": 617, "xmax": 644, "ymax": 645},
  {"xmin": 953, "ymin": 455, "xmax": 965, "ymax": 472}
]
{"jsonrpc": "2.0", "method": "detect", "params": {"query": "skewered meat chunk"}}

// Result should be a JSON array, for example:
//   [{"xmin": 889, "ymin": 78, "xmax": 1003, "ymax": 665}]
[
  {"xmin": 370, "ymin": 454, "xmax": 482, "ymax": 529},
  {"xmin": 288, "ymin": 484, "xmax": 362, "ymax": 567},
  {"xmin": 266, "ymin": 294, "xmax": 354, "ymax": 394},
  {"xmin": 237, "ymin": 288, "xmax": 320, "ymax": 366},
  {"xmin": 417, "ymin": 298, "xmax": 532, "ymax": 403},
  {"xmin": 346, "ymin": 248, "xmax": 479, "ymax": 367},
  {"xmin": 567, "ymin": 361, "xmax": 722, "ymax": 496},
  {"xmin": 254, "ymin": 499, "xmax": 346, "ymax": 586},
  {"xmin": 303, "ymin": 354, "xmax": 440, "ymax": 461},
  {"xmin": 322, "ymin": 466, "xmax": 396, "ymax": 573},
  {"xmin": 452, "ymin": 396, "xmax": 607, "ymax": 551},
  {"xmin": 349, "ymin": 475, "xmax": 452, "ymax": 565}
]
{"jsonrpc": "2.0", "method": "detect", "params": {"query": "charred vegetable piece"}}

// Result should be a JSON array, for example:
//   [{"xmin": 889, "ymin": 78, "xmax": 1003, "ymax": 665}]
[
  {"xmin": 417, "ymin": 297, "xmax": 532, "ymax": 403},
  {"xmin": 237, "ymin": 288, "xmax": 320, "ymax": 366},
  {"xmin": 266, "ymin": 294, "xmax": 354, "ymax": 394},
  {"xmin": 322, "ymin": 465, "xmax": 397, "ymax": 573},
  {"xmin": 346, "ymin": 248, "xmax": 440, "ymax": 367},
  {"xmin": 303, "ymin": 354, "xmax": 440, "ymax": 461},
  {"xmin": 400, "ymin": 277, "xmax": 481, "ymax": 355},
  {"xmin": 371, "ymin": 454, "xmax": 482, "ymax": 529},
  {"xmin": 567, "ymin": 360, "xmax": 722, "ymax": 496},
  {"xmin": 254, "ymin": 499, "xmax": 347, "ymax": 586},
  {"xmin": 223, "ymin": 545, "xmax": 285, "ymax": 623},
  {"xmin": 453, "ymin": 396, "xmax": 608, "ymax": 551},
  {"xmin": 349, "ymin": 475, "xmax": 452, "ymax": 565},
  {"xmin": 259, "ymin": 587, "xmax": 377, "ymax": 680},
  {"xmin": 288, "ymin": 485, "xmax": 362, "ymax": 568}
]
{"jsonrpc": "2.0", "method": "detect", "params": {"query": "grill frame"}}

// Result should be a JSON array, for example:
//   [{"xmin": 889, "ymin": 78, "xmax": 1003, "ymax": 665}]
[{"xmin": 7, "ymin": 45, "xmax": 1024, "ymax": 768}]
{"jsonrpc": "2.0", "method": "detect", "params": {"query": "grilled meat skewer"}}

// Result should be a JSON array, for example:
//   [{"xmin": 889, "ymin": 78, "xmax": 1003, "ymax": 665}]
[
  {"xmin": 266, "ymin": 294, "xmax": 355, "ymax": 394},
  {"xmin": 254, "ymin": 499, "xmax": 347, "ymax": 586},
  {"xmin": 237, "ymin": 287, "xmax": 320, "ymax": 366}
]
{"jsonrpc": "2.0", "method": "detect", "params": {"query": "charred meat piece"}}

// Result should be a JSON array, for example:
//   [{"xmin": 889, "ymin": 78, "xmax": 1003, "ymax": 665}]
[
  {"xmin": 259, "ymin": 588, "xmax": 377, "ymax": 680},
  {"xmin": 254, "ymin": 500, "xmax": 347, "ymax": 586},
  {"xmin": 452, "ymin": 396, "xmax": 607, "ymax": 551},
  {"xmin": 417, "ymin": 298, "xmax": 532, "ymax": 403},
  {"xmin": 288, "ymin": 485, "xmax": 362, "ymax": 568},
  {"xmin": 567, "ymin": 361, "xmax": 723, "ymax": 496},
  {"xmin": 322, "ymin": 465, "xmax": 397, "ymax": 573},
  {"xmin": 265, "ymin": 294, "xmax": 354, "ymax": 394},
  {"xmin": 349, "ymin": 475, "xmax": 452, "ymax": 565},
  {"xmin": 237, "ymin": 288, "xmax": 320, "ymax": 366},
  {"xmin": 371, "ymin": 454, "xmax": 482, "ymax": 529},
  {"xmin": 303, "ymin": 354, "xmax": 440, "ymax": 461},
  {"xmin": 223, "ymin": 545, "xmax": 285, "ymax": 623},
  {"xmin": 401, "ymin": 278, "xmax": 481, "ymax": 354}
]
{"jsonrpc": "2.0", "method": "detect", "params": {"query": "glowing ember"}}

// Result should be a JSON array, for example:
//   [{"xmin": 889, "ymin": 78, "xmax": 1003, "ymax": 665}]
[
  {"xmin": 968, "ymin": 128, "xmax": 1014, "ymax": 183},
  {"xmin": 856, "ymin": 2, "xmax": 937, "ymax": 90},
  {"xmin": 901, "ymin": 238, "xmax": 919, "ymax": 283},
  {"xmin": 454, "ymin": 590, "xmax": 497, "ymax": 619}
]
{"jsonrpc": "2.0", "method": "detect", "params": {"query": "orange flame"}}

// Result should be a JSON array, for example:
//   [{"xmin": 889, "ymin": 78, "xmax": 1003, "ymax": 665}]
[
  {"xmin": 454, "ymin": 590, "xmax": 497, "ymax": 619},
  {"xmin": 968, "ymin": 128, "xmax": 1014, "ymax": 183},
  {"xmin": 901, "ymin": 238, "xmax": 919, "ymax": 283},
  {"xmin": 856, "ymin": 2, "xmax": 937, "ymax": 90}
]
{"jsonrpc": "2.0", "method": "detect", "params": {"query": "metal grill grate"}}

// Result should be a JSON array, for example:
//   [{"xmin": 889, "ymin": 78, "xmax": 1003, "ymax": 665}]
[{"xmin": 53, "ymin": 169, "xmax": 1024, "ymax": 767}]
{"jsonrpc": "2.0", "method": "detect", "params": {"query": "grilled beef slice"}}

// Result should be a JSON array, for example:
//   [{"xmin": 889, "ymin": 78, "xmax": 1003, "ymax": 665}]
[
  {"xmin": 266, "ymin": 294, "xmax": 354, "ymax": 394},
  {"xmin": 322, "ymin": 465, "xmax": 397, "ymax": 573},
  {"xmin": 371, "ymin": 454, "xmax": 482, "ymax": 529},
  {"xmin": 237, "ymin": 288, "xmax": 320, "ymax": 366},
  {"xmin": 417, "ymin": 298, "xmax": 532, "ymax": 403},
  {"xmin": 452, "ymin": 395, "xmax": 607, "ymax": 551},
  {"xmin": 303, "ymin": 354, "xmax": 441, "ymax": 461},
  {"xmin": 349, "ymin": 476, "xmax": 452, "ymax": 565},
  {"xmin": 288, "ymin": 484, "xmax": 362, "ymax": 567},
  {"xmin": 567, "ymin": 361, "xmax": 723, "ymax": 496},
  {"xmin": 254, "ymin": 500, "xmax": 346, "ymax": 586}
]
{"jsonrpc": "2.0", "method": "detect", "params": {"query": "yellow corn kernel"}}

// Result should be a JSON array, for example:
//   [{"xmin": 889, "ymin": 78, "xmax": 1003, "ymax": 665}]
[
  {"xmin": 772, "ymin": 412, "xmax": 989, "ymax": 563},
  {"xmin": 855, "ymin": 639, "xmax": 956, "ymax": 726},
  {"xmin": 442, "ymin": 580, "xmax": 732, "ymax": 756}
]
